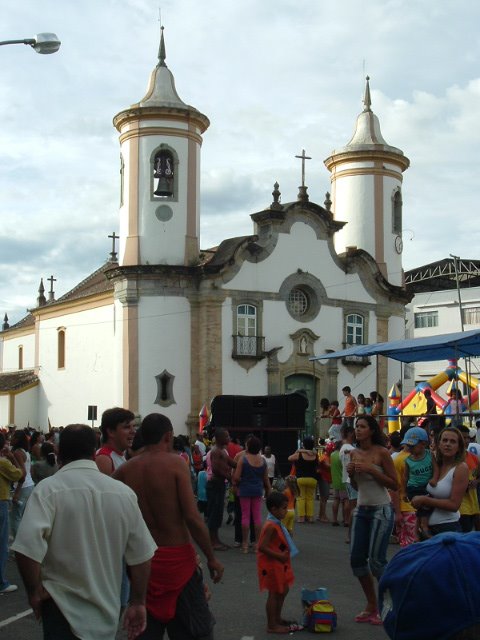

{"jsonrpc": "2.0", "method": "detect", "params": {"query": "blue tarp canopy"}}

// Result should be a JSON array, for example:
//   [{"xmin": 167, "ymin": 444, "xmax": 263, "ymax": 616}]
[{"xmin": 310, "ymin": 329, "xmax": 480, "ymax": 364}]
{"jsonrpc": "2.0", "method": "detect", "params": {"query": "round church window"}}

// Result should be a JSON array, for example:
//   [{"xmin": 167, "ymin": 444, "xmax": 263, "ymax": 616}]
[
  {"xmin": 155, "ymin": 205, "xmax": 173, "ymax": 222},
  {"xmin": 288, "ymin": 288, "xmax": 309, "ymax": 317}
]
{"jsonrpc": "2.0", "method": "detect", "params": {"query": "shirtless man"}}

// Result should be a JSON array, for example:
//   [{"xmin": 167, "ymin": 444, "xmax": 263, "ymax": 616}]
[
  {"xmin": 207, "ymin": 428, "xmax": 236, "ymax": 550},
  {"xmin": 114, "ymin": 413, "xmax": 223, "ymax": 640},
  {"xmin": 96, "ymin": 407, "xmax": 135, "ymax": 475}
]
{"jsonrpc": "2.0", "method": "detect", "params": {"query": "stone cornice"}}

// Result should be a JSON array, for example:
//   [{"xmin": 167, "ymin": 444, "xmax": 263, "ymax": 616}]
[
  {"xmin": 324, "ymin": 148, "xmax": 410, "ymax": 173},
  {"xmin": 113, "ymin": 106, "xmax": 210, "ymax": 134}
]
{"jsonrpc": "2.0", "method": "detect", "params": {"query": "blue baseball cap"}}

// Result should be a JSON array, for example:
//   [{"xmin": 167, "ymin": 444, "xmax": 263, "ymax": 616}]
[
  {"xmin": 400, "ymin": 426, "xmax": 428, "ymax": 447},
  {"xmin": 379, "ymin": 532, "xmax": 480, "ymax": 640}
]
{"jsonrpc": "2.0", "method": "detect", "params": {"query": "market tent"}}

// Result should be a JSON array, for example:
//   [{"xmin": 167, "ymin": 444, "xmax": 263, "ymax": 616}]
[{"xmin": 310, "ymin": 328, "xmax": 480, "ymax": 364}]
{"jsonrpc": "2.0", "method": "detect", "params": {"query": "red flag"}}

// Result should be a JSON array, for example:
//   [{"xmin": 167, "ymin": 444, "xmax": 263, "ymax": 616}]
[{"xmin": 199, "ymin": 404, "xmax": 209, "ymax": 431}]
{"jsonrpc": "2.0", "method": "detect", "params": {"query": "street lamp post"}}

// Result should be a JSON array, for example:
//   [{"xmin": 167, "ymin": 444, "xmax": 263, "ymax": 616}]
[{"xmin": 0, "ymin": 33, "xmax": 61, "ymax": 54}]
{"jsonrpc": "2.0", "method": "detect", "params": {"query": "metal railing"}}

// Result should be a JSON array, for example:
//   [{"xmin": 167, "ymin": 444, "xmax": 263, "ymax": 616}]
[{"xmin": 232, "ymin": 335, "xmax": 265, "ymax": 358}]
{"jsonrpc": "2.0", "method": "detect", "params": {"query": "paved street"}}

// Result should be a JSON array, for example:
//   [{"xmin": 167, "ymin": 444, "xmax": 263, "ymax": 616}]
[{"xmin": 1, "ymin": 505, "xmax": 397, "ymax": 639}]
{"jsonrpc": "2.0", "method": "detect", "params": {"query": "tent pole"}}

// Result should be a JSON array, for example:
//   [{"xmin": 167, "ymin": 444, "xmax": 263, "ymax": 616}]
[{"xmin": 451, "ymin": 254, "xmax": 469, "ymax": 425}]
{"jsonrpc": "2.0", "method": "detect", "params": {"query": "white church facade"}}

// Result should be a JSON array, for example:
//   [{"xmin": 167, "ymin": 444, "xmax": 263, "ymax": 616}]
[{"xmin": 0, "ymin": 31, "xmax": 411, "ymax": 435}]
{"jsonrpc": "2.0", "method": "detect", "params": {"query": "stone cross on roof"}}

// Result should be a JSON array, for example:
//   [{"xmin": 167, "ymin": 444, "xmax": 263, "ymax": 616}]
[
  {"xmin": 108, "ymin": 232, "xmax": 119, "ymax": 262},
  {"xmin": 47, "ymin": 275, "xmax": 56, "ymax": 301},
  {"xmin": 295, "ymin": 149, "xmax": 311, "ymax": 188}
]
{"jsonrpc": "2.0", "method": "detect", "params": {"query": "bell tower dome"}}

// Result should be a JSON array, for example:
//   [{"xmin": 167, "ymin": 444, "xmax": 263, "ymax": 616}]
[
  {"xmin": 113, "ymin": 27, "xmax": 210, "ymax": 266},
  {"xmin": 324, "ymin": 77, "xmax": 409, "ymax": 286}
]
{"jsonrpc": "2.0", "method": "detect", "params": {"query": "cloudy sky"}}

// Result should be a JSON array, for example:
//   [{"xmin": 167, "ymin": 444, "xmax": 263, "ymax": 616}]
[{"xmin": 1, "ymin": 0, "xmax": 479, "ymax": 324}]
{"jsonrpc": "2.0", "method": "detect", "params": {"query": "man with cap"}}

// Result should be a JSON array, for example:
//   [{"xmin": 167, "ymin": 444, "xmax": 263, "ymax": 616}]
[
  {"xmin": 401, "ymin": 426, "xmax": 436, "ymax": 539},
  {"xmin": 379, "ymin": 532, "xmax": 480, "ymax": 640}
]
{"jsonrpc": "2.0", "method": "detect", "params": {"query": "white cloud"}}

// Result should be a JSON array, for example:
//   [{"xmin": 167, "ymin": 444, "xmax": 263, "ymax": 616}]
[{"xmin": 0, "ymin": 0, "xmax": 479, "ymax": 323}]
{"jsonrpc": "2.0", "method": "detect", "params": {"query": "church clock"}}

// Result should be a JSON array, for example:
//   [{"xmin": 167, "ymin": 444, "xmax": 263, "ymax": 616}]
[{"xmin": 394, "ymin": 235, "xmax": 403, "ymax": 254}]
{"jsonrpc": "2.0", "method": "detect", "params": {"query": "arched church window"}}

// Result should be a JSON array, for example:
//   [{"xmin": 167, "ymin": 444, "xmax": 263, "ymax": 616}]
[
  {"xmin": 235, "ymin": 304, "xmax": 258, "ymax": 356},
  {"xmin": 237, "ymin": 304, "xmax": 257, "ymax": 337},
  {"xmin": 57, "ymin": 328, "xmax": 66, "ymax": 369},
  {"xmin": 153, "ymin": 150, "xmax": 174, "ymax": 197},
  {"xmin": 18, "ymin": 345, "xmax": 23, "ymax": 370},
  {"xmin": 392, "ymin": 189, "xmax": 402, "ymax": 234},
  {"xmin": 346, "ymin": 314, "xmax": 364, "ymax": 345}
]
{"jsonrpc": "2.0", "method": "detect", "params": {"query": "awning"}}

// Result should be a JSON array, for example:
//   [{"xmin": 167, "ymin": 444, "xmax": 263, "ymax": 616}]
[{"xmin": 310, "ymin": 328, "xmax": 480, "ymax": 364}]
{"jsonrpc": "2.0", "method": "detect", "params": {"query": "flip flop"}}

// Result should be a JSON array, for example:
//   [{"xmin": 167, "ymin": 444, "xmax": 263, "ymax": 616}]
[
  {"xmin": 288, "ymin": 622, "xmax": 304, "ymax": 632},
  {"xmin": 369, "ymin": 613, "xmax": 383, "ymax": 625},
  {"xmin": 355, "ymin": 610, "xmax": 376, "ymax": 623}
]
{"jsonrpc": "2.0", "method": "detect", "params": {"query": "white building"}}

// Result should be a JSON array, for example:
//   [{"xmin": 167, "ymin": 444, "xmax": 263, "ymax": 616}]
[
  {"xmin": 0, "ymin": 31, "xmax": 411, "ymax": 435},
  {"xmin": 406, "ymin": 258, "xmax": 480, "ymax": 390}
]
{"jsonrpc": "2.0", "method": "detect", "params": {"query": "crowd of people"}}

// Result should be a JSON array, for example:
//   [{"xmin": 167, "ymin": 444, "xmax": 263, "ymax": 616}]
[{"xmin": 0, "ymin": 388, "xmax": 480, "ymax": 638}]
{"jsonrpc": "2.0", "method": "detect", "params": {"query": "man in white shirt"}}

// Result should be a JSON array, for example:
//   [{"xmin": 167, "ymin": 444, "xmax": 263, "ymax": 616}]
[
  {"xmin": 12, "ymin": 424, "xmax": 157, "ymax": 640},
  {"xmin": 339, "ymin": 424, "xmax": 358, "ymax": 542},
  {"xmin": 194, "ymin": 431, "xmax": 207, "ymax": 459},
  {"xmin": 262, "ymin": 446, "xmax": 279, "ymax": 485}
]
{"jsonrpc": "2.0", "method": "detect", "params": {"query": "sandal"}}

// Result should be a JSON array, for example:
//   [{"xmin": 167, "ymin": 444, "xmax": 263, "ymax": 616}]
[
  {"xmin": 355, "ymin": 610, "xmax": 376, "ymax": 623},
  {"xmin": 288, "ymin": 623, "xmax": 304, "ymax": 632},
  {"xmin": 369, "ymin": 613, "xmax": 383, "ymax": 625},
  {"xmin": 241, "ymin": 545, "xmax": 249, "ymax": 554}
]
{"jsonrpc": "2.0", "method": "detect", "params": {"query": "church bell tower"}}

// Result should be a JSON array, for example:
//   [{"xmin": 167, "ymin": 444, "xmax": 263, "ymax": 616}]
[
  {"xmin": 324, "ymin": 77, "xmax": 409, "ymax": 286},
  {"xmin": 113, "ymin": 28, "xmax": 210, "ymax": 267}
]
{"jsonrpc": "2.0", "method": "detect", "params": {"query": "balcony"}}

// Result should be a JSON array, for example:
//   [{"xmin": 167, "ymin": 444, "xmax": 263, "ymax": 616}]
[
  {"xmin": 342, "ymin": 342, "xmax": 370, "ymax": 367},
  {"xmin": 342, "ymin": 354, "xmax": 371, "ymax": 367},
  {"xmin": 232, "ymin": 335, "xmax": 265, "ymax": 359}
]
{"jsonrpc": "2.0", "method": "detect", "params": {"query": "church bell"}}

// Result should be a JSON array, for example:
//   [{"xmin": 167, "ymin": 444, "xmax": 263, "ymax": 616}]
[{"xmin": 154, "ymin": 177, "xmax": 173, "ymax": 197}]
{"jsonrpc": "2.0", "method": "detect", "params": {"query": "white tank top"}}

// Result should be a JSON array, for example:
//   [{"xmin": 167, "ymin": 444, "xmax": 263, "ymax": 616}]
[
  {"xmin": 427, "ymin": 466, "xmax": 459, "ymax": 525},
  {"xmin": 356, "ymin": 464, "xmax": 391, "ymax": 506}
]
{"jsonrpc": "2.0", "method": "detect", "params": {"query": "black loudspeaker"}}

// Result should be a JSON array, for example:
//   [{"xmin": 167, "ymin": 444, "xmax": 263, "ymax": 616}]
[
  {"xmin": 287, "ymin": 392, "xmax": 308, "ymax": 429},
  {"xmin": 210, "ymin": 393, "xmax": 307, "ymax": 475},
  {"xmin": 87, "ymin": 405, "xmax": 97, "ymax": 421},
  {"xmin": 210, "ymin": 395, "xmax": 235, "ymax": 428},
  {"xmin": 265, "ymin": 395, "xmax": 287, "ymax": 428},
  {"xmin": 266, "ymin": 430, "xmax": 298, "ymax": 477},
  {"xmin": 234, "ymin": 396, "xmax": 254, "ymax": 428}
]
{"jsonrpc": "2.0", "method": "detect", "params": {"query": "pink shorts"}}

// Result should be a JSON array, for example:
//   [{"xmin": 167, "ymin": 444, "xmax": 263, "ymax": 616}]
[{"xmin": 239, "ymin": 496, "xmax": 263, "ymax": 526}]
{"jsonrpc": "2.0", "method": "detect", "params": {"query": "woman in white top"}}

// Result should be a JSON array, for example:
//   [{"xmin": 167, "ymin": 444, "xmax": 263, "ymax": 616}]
[
  {"xmin": 412, "ymin": 426, "xmax": 468, "ymax": 535},
  {"xmin": 346, "ymin": 415, "xmax": 397, "ymax": 626},
  {"xmin": 10, "ymin": 430, "xmax": 35, "ymax": 540}
]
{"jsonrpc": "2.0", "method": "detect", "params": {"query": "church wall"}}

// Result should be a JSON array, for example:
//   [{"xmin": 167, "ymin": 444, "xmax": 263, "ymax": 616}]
[
  {"xmin": 137, "ymin": 133, "xmax": 190, "ymax": 265},
  {"xmin": 37, "ymin": 306, "xmax": 115, "ymax": 428},
  {"xmin": 228, "ymin": 224, "xmax": 377, "ymax": 306},
  {"xmin": 113, "ymin": 299, "xmax": 125, "ymax": 406},
  {"xmin": 136, "ymin": 295, "xmax": 192, "ymax": 428},
  {"xmin": 333, "ymin": 174, "xmax": 375, "ymax": 255},
  {"xmin": 2, "ymin": 332, "xmax": 36, "ymax": 372},
  {"xmin": 218, "ymin": 221, "xmax": 398, "ymax": 402},
  {"xmin": 0, "ymin": 395, "xmax": 9, "ymax": 426},
  {"xmin": 118, "ymin": 142, "xmax": 132, "ymax": 265},
  {"xmin": 12, "ymin": 386, "xmax": 39, "ymax": 428},
  {"xmin": 382, "ymin": 174, "xmax": 403, "ymax": 286}
]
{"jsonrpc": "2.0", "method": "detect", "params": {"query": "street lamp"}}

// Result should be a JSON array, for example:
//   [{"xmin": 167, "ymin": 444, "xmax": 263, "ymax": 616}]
[{"xmin": 0, "ymin": 33, "xmax": 61, "ymax": 54}]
